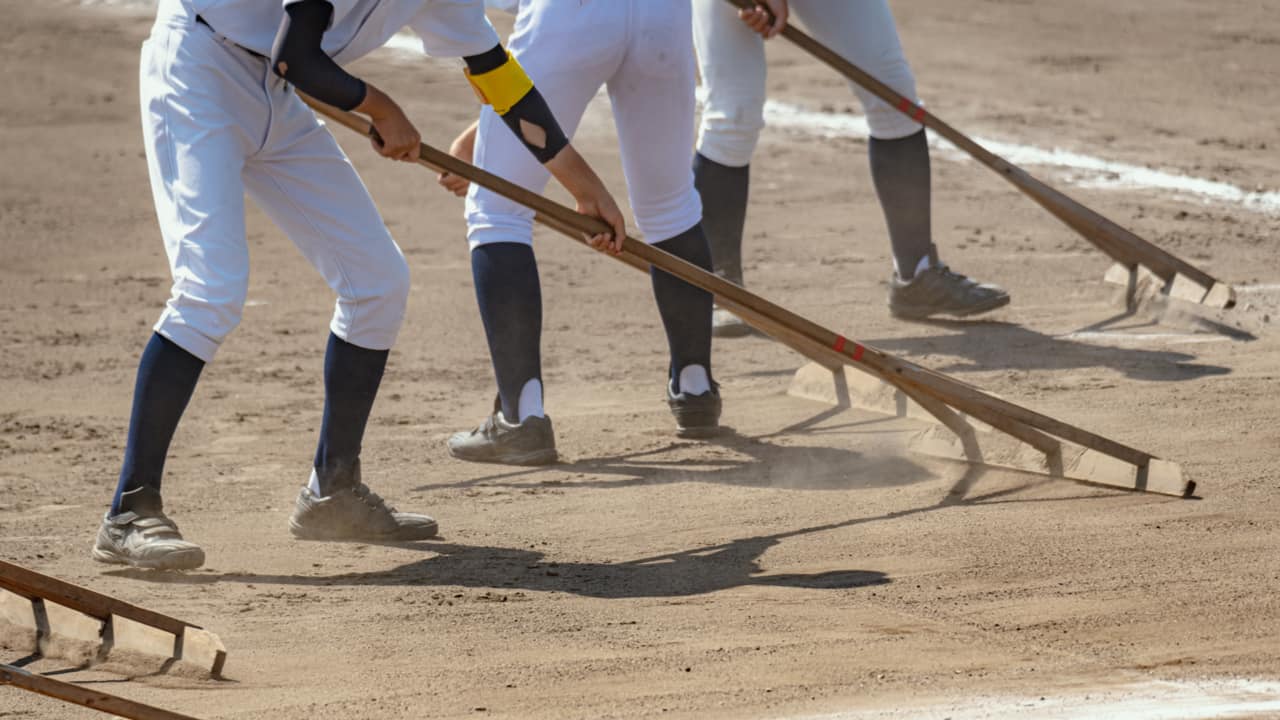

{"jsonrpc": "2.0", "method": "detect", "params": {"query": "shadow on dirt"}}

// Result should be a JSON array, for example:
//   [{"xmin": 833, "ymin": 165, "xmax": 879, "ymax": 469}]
[
  {"xmin": 105, "ymin": 536, "xmax": 889, "ymax": 599},
  {"xmin": 866, "ymin": 318, "xmax": 1232, "ymax": 380},
  {"xmin": 412, "ymin": 424, "xmax": 935, "ymax": 495},
  {"xmin": 103, "ymin": 466, "xmax": 1114, "ymax": 600}
]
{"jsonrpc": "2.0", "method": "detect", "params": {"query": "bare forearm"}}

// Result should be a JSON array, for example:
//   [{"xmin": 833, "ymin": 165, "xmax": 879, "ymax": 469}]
[{"xmin": 544, "ymin": 146, "xmax": 606, "ymax": 204}]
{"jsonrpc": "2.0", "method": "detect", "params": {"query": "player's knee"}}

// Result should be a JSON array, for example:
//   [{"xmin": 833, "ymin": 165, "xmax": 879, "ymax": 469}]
[
  {"xmin": 635, "ymin": 189, "xmax": 704, "ymax": 247},
  {"xmin": 155, "ymin": 288, "xmax": 247, "ymax": 362},
  {"xmin": 696, "ymin": 112, "xmax": 764, "ymax": 168},
  {"xmin": 210, "ymin": 301, "xmax": 246, "ymax": 339},
  {"xmin": 857, "ymin": 63, "xmax": 923, "ymax": 140},
  {"xmin": 335, "ymin": 254, "xmax": 410, "ymax": 350},
  {"xmin": 466, "ymin": 220, "xmax": 536, "ymax": 252},
  {"xmin": 383, "ymin": 255, "xmax": 412, "ymax": 314},
  {"xmin": 696, "ymin": 90, "xmax": 766, "ymax": 165}
]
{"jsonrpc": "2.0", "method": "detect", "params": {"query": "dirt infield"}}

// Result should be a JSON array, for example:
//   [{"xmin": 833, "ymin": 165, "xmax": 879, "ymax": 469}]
[{"xmin": 2, "ymin": 1, "xmax": 1278, "ymax": 717}]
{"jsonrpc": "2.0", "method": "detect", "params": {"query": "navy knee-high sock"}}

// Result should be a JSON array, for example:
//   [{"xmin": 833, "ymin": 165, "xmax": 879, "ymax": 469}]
[
  {"xmin": 651, "ymin": 225, "xmax": 714, "ymax": 389},
  {"xmin": 110, "ymin": 333, "xmax": 205, "ymax": 516},
  {"xmin": 868, "ymin": 129, "xmax": 935, "ymax": 278},
  {"xmin": 471, "ymin": 242, "xmax": 542, "ymax": 422},
  {"xmin": 313, "ymin": 333, "xmax": 388, "ymax": 495},
  {"xmin": 693, "ymin": 153, "xmax": 750, "ymax": 285}
]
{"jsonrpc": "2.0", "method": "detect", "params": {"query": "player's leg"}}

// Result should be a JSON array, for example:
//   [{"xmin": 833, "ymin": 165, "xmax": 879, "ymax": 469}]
[
  {"xmin": 611, "ymin": 0, "xmax": 721, "ymax": 437},
  {"xmin": 792, "ymin": 0, "xmax": 1009, "ymax": 319},
  {"xmin": 691, "ymin": 0, "xmax": 767, "ymax": 337},
  {"xmin": 243, "ymin": 88, "xmax": 434, "ymax": 541},
  {"xmin": 94, "ymin": 23, "xmax": 265, "ymax": 571},
  {"xmin": 450, "ymin": 0, "xmax": 621, "ymax": 464}
]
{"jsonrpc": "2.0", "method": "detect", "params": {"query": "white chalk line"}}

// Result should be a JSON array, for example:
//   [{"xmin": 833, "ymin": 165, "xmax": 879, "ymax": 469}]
[
  {"xmin": 787, "ymin": 678, "xmax": 1280, "ymax": 720},
  {"xmin": 1238, "ymin": 283, "xmax": 1280, "ymax": 293},
  {"xmin": 372, "ymin": 31, "xmax": 1280, "ymax": 220},
  {"xmin": 761, "ymin": 101, "xmax": 1280, "ymax": 217},
  {"xmin": 1059, "ymin": 331, "xmax": 1231, "ymax": 346}
]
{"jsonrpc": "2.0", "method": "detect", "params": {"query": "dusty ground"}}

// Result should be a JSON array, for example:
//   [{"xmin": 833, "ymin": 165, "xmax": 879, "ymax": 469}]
[{"xmin": 2, "ymin": 1, "xmax": 1278, "ymax": 718}]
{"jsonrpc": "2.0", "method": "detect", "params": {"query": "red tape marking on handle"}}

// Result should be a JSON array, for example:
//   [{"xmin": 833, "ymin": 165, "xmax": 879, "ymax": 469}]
[
  {"xmin": 833, "ymin": 335, "xmax": 866, "ymax": 361},
  {"xmin": 897, "ymin": 98, "xmax": 926, "ymax": 122}
]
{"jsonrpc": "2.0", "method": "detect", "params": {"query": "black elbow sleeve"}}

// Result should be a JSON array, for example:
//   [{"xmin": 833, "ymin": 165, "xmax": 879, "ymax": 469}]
[
  {"xmin": 463, "ymin": 44, "xmax": 509, "ymax": 75},
  {"xmin": 272, "ymin": 0, "xmax": 367, "ymax": 111},
  {"xmin": 500, "ymin": 88, "xmax": 569, "ymax": 164}
]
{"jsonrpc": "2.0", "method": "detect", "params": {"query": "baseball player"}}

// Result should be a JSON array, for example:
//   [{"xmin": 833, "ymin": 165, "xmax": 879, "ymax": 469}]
[
  {"xmin": 93, "ymin": 0, "xmax": 625, "ymax": 570},
  {"xmin": 694, "ymin": 0, "xmax": 1010, "ymax": 336},
  {"xmin": 436, "ymin": 0, "xmax": 721, "ymax": 465}
]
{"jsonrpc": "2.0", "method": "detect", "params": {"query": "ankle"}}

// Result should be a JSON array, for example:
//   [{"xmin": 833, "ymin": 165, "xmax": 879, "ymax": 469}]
[
  {"xmin": 113, "ymin": 485, "xmax": 163, "ymax": 517},
  {"xmin": 311, "ymin": 458, "xmax": 361, "ymax": 496}
]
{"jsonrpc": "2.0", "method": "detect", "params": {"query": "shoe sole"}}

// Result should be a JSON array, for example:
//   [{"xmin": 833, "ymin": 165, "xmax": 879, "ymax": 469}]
[
  {"xmin": 447, "ymin": 446, "xmax": 559, "ymax": 466},
  {"xmin": 290, "ymin": 520, "xmax": 440, "ymax": 542},
  {"xmin": 890, "ymin": 293, "xmax": 1011, "ymax": 321},
  {"xmin": 91, "ymin": 546, "xmax": 205, "ymax": 571},
  {"xmin": 675, "ymin": 424, "xmax": 722, "ymax": 440}
]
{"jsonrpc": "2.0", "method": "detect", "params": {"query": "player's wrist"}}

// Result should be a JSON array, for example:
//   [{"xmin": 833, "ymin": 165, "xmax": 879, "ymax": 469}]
[{"xmin": 355, "ymin": 84, "xmax": 401, "ymax": 122}]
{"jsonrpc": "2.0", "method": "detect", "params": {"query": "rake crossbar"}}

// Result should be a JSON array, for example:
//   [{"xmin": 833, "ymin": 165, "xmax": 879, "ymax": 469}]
[
  {"xmin": 0, "ymin": 663, "xmax": 202, "ymax": 720},
  {"xmin": 302, "ymin": 96, "xmax": 1192, "ymax": 497},
  {"xmin": 0, "ymin": 559, "xmax": 192, "ymax": 637},
  {"xmin": 0, "ymin": 560, "xmax": 227, "ymax": 677},
  {"xmin": 721, "ymin": 0, "xmax": 1234, "ymax": 309}
]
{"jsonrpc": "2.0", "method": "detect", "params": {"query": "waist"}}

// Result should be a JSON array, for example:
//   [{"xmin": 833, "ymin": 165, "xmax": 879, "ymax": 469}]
[{"xmin": 195, "ymin": 15, "xmax": 268, "ymax": 61}]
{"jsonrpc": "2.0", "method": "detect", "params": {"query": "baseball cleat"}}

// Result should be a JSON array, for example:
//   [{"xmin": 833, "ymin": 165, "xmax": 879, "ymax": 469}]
[
  {"xmin": 92, "ymin": 506, "xmax": 206, "ymax": 571},
  {"xmin": 447, "ymin": 399, "xmax": 558, "ymax": 466},
  {"xmin": 290, "ymin": 466, "xmax": 438, "ymax": 542},
  {"xmin": 712, "ymin": 306, "xmax": 753, "ymax": 338},
  {"xmin": 667, "ymin": 381, "xmax": 723, "ymax": 439},
  {"xmin": 887, "ymin": 265, "xmax": 1010, "ymax": 320}
]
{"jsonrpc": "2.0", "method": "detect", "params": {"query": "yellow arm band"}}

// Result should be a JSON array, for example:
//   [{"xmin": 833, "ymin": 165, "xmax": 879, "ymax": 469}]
[{"xmin": 465, "ymin": 51, "xmax": 534, "ymax": 116}]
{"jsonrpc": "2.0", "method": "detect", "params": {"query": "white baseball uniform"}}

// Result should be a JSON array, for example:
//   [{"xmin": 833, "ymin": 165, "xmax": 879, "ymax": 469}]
[
  {"xmin": 465, "ymin": 0, "xmax": 702, "ymax": 249},
  {"xmin": 692, "ymin": 0, "xmax": 922, "ymax": 168},
  {"xmin": 143, "ymin": 0, "xmax": 499, "ymax": 362}
]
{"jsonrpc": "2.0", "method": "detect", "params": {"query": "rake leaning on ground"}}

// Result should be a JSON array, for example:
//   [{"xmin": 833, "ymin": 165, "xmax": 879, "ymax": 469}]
[
  {"xmin": 719, "ymin": 0, "xmax": 1235, "ymax": 310},
  {"xmin": 0, "ymin": 559, "xmax": 223, "ymax": 719},
  {"xmin": 301, "ymin": 94, "xmax": 1194, "ymax": 499}
]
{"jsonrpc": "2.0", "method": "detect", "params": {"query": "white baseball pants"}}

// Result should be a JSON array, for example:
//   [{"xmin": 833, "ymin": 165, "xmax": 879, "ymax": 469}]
[
  {"xmin": 465, "ymin": 0, "xmax": 702, "ymax": 248},
  {"xmin": 693, "ymin": 0, "xmax": 923, "ymax": 167},
  {"xmin": 141, "ymin": 4, "xmax": 410, "ymax": 362}
]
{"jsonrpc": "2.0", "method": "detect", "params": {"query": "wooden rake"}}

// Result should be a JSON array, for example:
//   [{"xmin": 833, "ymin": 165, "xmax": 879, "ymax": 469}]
[
  {"xmin": 721, "ymin": 0, "xmax": 1235, "ymax": 310},
  {"xmin": 0, "ymin": 559, "xmax": 221, "ymax": 719},
  {"xmin": 301, "ymin": 96, "xmax": 1192, "ymax": 498}
]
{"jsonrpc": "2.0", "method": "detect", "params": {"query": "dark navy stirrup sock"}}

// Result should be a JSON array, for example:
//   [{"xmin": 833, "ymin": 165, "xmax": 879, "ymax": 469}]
[
  {"xmin": 868, "ymin": 128, "xmax": 935, "ymax": 279},
  {"xmin": 110, "ymin": 333, "xmax": 205, "ymax": 516},
  {"xmin": 692, "ymin": 152, "xmax": 750, "ymax": 285},
  {"xmin": 651, "ymin": 224, "xmax": 715, "ymax": 388},
  {"xmin": 471, "ymin": 242, "xmax": 543, "ymax": 422},
  {"xmin": 313, "ymin": 333, "xmax": 388, "ymax": 495}
]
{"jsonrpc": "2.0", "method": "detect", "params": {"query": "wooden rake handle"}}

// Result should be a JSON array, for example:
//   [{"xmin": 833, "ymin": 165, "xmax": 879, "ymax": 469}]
[
  {"xmin": 722, "ymin": 0, "xmax": 1232, "ymax": 305},
  {"xmin": 1, "ymin": 664, "xmax": 202, "ymax": 720},
  {"xmin": 302, "ymin": 96, "xmax": 1169, "ymax": 486}
]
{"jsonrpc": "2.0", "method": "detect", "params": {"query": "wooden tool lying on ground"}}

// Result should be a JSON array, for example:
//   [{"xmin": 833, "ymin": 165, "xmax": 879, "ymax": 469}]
[
  {"xmin": 0, "ymin": 664, "xmax": 202, "ymax": 720},
  {"xmin": 720, "ymin": 0, "xmax": 1235, "ymax": 310},
  {"xmin": 302, "ymin": 96, "xmax": 1193, "ymax": 499},
  {"xmin": 0, "ymin": 559, "xmax": 221, "ymax": 719}
]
